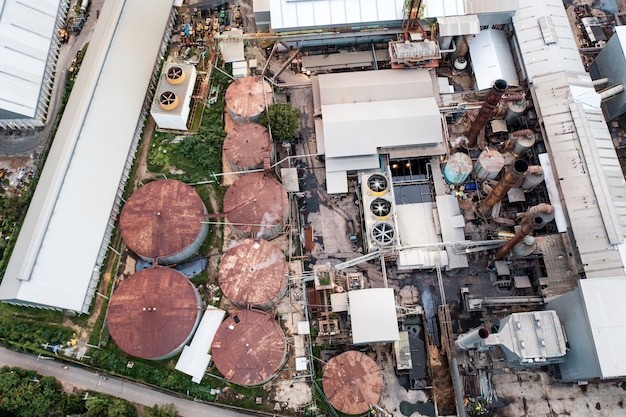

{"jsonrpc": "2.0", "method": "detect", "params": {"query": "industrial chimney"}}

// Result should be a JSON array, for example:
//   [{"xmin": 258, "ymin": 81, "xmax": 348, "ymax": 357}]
[
  {"xmin": 494, "ymin": 203, "xmax": 554, "ymax": 260},
  {"xmin": 455, "ymin": 326, "xmax": 490, "ymax": 350},
  {"xmin": 467, "ymin": 79, "xmax": 508, "ymax": 148},
  {"xmin": 479, "ymin": 159, "xmax": 529, "ymax": 216}
]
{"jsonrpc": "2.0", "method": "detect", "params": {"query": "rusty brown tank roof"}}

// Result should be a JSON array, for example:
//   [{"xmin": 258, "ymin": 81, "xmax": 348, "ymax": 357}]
[
  {"xmin": 119, "ymin": 179, "xmax": 205, "ymax": 260},
  {"xmin": 223, "ymin": 172, "xmax": 288, "ymax": 236},
  {"xmin": 225, "ymin": 76, "xmax": 273, "ymax": 119},
  {"xmin": 211, "ymin": 309, "xmax": 286, "ymax": 386},
  {"xmin": 219, "ymin": 238, "xmax": 287, "ymax": 307},
  {"xmin": 322, "ymin": 351, "xmax": 383, "ymax": 415},
  {"xmin": 223, "ymin": 123, "xmax": 272, "ymax": 168},
  {"xmin": 107, "ymin": 267, "xmax": 201, "ymax": 359}
]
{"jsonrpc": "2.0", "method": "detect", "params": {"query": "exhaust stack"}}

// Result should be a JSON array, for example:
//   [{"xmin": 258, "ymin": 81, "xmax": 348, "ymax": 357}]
[
  {"xmin": 480, "ymin": 159, "xmax": 529, "ymax": 216},
  {"xmin": 494, "ymin": 203, "xmax": 554, "ymax": 260},
  {"xmin": 455, "ymin": 327, "xmax": 490, "ymax": 350},
  {"xmin": 467, "ymin": 79, "xmax": 508, "ymax": 148}
]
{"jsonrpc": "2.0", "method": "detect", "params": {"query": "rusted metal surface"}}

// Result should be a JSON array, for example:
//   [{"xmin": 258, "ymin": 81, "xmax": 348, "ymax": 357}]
[
  {"xmin": 107, "ymin": 267, "xmax": 202, "ymax": 360},
  {"xmin": 224, "ymin": 172, "xmax": 288, "ymax": 239},
  {"xmin": 322, "ymin": 350, "xmax": 383, "ymax": 415},
  {"xmin": 467, "ymin": 79, "xmax": 508, "ymax": 148},
  {"xmin": 474, "ymin": 148, "xmax": 504, "ymax": 181},
  {"xmin": 494, "ymin": 204, "xmax": 554, "ymax": 260},
  {"xmin": 225, "ymin": 76, "xmax": 273, "ymax": 122},
  {"xmin": 479, "ymin": 159, "xmax": 529, "ymax": 216},
  {"xmin": 218, "ymin": 238, "xmax": 287, "ymax": 308},
  {"xmin": 223, "ymin": 123, "xmax": 273, "ymax": 170},
  {"xmin": 211, "ymin": 309, "xmax": 286, "ymax": 386},
  {"xmin": 119, "ymin": 179, "xmax": 206, "ymax": 261}
]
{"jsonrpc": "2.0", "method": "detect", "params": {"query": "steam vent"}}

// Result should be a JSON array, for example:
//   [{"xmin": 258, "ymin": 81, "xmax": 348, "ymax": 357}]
[
  {"xmin": 211, "ymin": 309, "xmax": 286, "ymax": 386},
  {"xmin": 225, "ymin": 76, "xmax": 273, "ymax": 124},
  {"xmin": 219, "ymin": 238, "xmax": 288, "ymax": 309},
  {"xmin": 223, "ymin": 123, "xmax": 274, "ymax": 172},
  {"xmin": 107, "ymin": 267, "xmax": 202, "ymax": 360},
  {"xmin": 119, "ymin": 179, "xmax": 208, "ymax": 264},
  {"xmin": 322, "ymin": 351, "xmax": 384, "ymax": 415},
  {"xmin": 224, "ymin": 172, "xmax": 288, "ymax": 240}
]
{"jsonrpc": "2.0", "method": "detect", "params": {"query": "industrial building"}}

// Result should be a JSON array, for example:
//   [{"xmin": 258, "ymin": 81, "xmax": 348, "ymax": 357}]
[
  {"xmin": 150, "ymin": 62, "xmax": 197, "ymax": 131},
  {"xmin": 0, "ymin": 0, "xmax": 68, "ymax": 129}
]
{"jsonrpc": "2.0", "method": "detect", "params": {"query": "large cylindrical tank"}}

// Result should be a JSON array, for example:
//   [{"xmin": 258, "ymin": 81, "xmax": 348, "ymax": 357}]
[
  {"xmin": 521, "ymin": 165, "xmax": 545, "ymax": 190},
  {"xmin": 510, "ymin": 130, "xmax": 536, "ymax": 156},
  {"xmin": 119, "ymin": 179, "xmax": 208, "ymax": 264},
  {"xmin": 504, "ymin": 98, "xmax": 528, "ymax": 124},
  {"xmin": 211, "ymin": 309, "xmax": 286, "ymax": 386},
  {"xmin": 225, "ymin": 76, "xmax": 273, "ymax": 124},
  {"xmin": 443, "ymin": 152, "xmax": 473, "ymax": 184},
  {"xmin": 322, "ymin": 351, "xmax": 384, "ymax": 415},
  {"xmin": 107, "ymin": 267, "xmax": 202, "ymax": 360},
  {"xmin": 219, "ymin": 238, "xmax": 288, "ymax": 309},
  {"xmin": 473, "ymin": 149, "xmax": 504, "ymax": 181},
  {"xmin": 224, "ymin": 172, "xmax": 289, "ymax": 240},
  {"xmin": 223, "ymin": 123, "xmax": 274, "ymax": 172}
]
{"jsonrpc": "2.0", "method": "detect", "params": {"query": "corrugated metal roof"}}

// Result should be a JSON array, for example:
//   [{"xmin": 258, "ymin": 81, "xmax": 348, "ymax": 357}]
[
  {"xmin": 0, "ymin": 0, "xmax": 176, "ymax": 312},
  {"xmin": 423, "ymin": 0, "xmax": 465, "ymax": 19},
  {"xmin": 468, "ymin": 29, "xmax": 519, "ymax": 90},
  {"xmin": 465, "ymin": 0, "xmax": 518, "ymax": 14},
  {"xmin": 0, "ymin": 0, "xmax": 64, "ymax": 120},
  {"xmin": 269, "ymin": 0, "xmax": 405, "ymax": 31},
  {"xmin": 349, "ymin": 288, "xmax": 399, "ymax": 344},
  {"xmin": 437, "ymin": 15, "xmax": 481, "ymax": 36}
]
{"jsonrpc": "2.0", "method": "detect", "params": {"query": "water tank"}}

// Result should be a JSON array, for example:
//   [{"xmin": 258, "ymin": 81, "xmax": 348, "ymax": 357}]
[
  {"xmin": 223, "ymin": 123, "xmax": 274, "ymax": 172},
  {"xmin": 225, "ymin": 76, "xmax": 273, "ymax": 124},
  {"xmin": 107, "ymin": 267, "xmax": 202, "ymax": 360},
  {"xmin": 119, "ymin": 179, "xmax": 208, "ymax": 264},
  {"xmin": 224, "ymin": 172, "xmax": 289, "ymax": 240},
  {"xmin": 443, "ymin": 152, "xmax": 473, "ymax": 184},
  {"xmin": 473, "ymin": 149, "xmax": 504, "ymax": 181}
]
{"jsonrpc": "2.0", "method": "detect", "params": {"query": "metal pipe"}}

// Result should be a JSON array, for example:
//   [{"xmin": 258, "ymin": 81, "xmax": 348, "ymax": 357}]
[
  {"xmin": 467, "ymin": 79, "xmax": 508, "ymax": 148},
  {"xmin": 455, "ymin": 327, "xmax": 490, "ymax": 350},
  {"xmin": 592, "ymin": 77, "xmax": 609, "ymax": 88},
  {"xmin": 600, "ymin": 84, "xmax": 624, "ymax": 101},
  {"xmin": 479, "ymin": 159, "xmax": 528, "ymax": 216},
  {"xmin": 494, "ymin": 204, "xmax": 554, "ymax": 260}
]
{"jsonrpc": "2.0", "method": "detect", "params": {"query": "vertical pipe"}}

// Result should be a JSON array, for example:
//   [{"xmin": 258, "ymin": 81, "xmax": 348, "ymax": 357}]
[
  {"xmin": 494, "ymin": 204, "xmax": 554, "ymax": 260},
  {"xmin": 479, "ymin": 159, "xmax": 528, "ymax": 216},
  {"xmin": 467, "ymin": 79, "xmax": 508, "ymax": 148}
]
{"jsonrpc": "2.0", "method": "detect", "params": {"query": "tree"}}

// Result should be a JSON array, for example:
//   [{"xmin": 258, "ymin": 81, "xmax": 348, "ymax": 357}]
[
  {"xmin": 260, "ymin": 103, "xmax": 301, "ymax": 143},
  {"xmin": 86, "ymin": 395, "xmax": 137, "ymax": 417},
  {"xmin": 0, "ymin": 367, "xmax": 63, "ymax": 417},
  {"xmin": 142, "ymin": 403, "xmax": 180, "ymax": 417}
]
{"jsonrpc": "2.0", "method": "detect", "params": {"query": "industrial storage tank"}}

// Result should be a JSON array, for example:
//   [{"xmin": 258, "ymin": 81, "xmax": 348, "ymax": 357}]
[
  {"xmin": 119, "ymin": 179, "xmax": 208, "ymax": 264},
  {"xmin": 219, "ymin": 238, "xmax": 288, "ymax": 309},
  {"xmin": 473, "ymin": 149, "xmax": 505, "ymax": 181},
  {"xmin": 443, "ymin": 152, "xmax": 473, "ymax": 184},
  {"xmin": 223, "ymin": 123, "xmax": 274, "ymax": 172},
  {"xmin": 322, "ymin": 351, "xmax": 384, "ymax": 415},
  {"xmin": 107, "ymin": 267, "xmax": 202, "ymax": 360},
  {"xmin": 225, "ymin": 76, "xmax": 273, "ymax": 124},
  {"xmin": 224, "ymin": 172, "xmax": 288, "ymax": 240},
  {"xmin": 211, "ymin": 309, "xmax": 286, "ymax": 386}
]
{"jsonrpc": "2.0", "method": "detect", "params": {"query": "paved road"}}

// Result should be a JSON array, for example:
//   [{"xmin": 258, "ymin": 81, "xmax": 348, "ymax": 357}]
[{"xmin": 0, "ymin": 347, "xmax": 251, "ymax": 417}]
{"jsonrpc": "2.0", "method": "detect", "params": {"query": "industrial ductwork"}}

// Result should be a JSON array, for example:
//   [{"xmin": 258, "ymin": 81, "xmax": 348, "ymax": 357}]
[
  {"xmin": 479, "ymin": 159, "xmax": 529, "ymax": 216},
  {"xmin": 455, "ymin": 326, "xmax": 490, "ymax": 350},
  {"xmin": 467, "ymin": 79, "xmax": 508, "ymax": 148},
  {"xmin": 494, "ymin": 203, "xmax": 554, "ymax": 260}
]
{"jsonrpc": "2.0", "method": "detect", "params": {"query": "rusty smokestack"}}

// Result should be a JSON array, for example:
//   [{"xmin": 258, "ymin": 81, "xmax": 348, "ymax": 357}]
[
  {"xmin": 480, "ymin": 159, "xmax": 529, "ymax": 216},
  {"xmin": 494, "ymin": 204, "xmax": 554, "ymax": 260},
  {"xmin": 467, "ymin": 79, "xmax": 508, "ymax": 148}
]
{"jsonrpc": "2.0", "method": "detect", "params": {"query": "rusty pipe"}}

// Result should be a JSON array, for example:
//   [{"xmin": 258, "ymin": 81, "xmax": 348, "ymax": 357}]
[
  {"xmin": 502, "ymin": 93, "xmax": 525, "ymax": 102},
  {"xmin": 494, "ymin": 204, "xmax": 554, "ymax": 260},
  {"xmin": 467, "ymin": 79, "xmax": 509, "ymax": 148},
  {"xmin": 480, "ymin": 159, "xmax": 529, "ymax": 216}
]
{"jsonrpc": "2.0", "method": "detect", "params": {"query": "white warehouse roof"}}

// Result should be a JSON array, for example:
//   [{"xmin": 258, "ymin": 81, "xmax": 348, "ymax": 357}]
[
  {"xmin": 0, "ymin": 0, "xmax": 66, "ymax": 126},
  {"xmin": 349, "ymin": 288, "xmax": 399, "ymax": 344},
  {"xmin": 0, "ymin": 0, "xmax": 176, "ymax": 312},
  {"xmin": 469, "ymin": 29, "xmax": 519, "ymax": 90}
]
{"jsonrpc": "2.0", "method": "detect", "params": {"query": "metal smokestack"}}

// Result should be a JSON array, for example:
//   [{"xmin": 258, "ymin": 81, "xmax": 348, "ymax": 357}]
[
  {"xmin": 455, "ymin": 327, "xmax": 490, "ymax": 350},
  {"xmin": 494, "ymin": 203, "xmax": 554, "ymax": 260},
  {"xmin": 479, "ymin": 159, "xmax": 529, "ymax": 216},
  {"xmin": 467, "ymin": 79, "xmax": 508, "ymax": 148}
]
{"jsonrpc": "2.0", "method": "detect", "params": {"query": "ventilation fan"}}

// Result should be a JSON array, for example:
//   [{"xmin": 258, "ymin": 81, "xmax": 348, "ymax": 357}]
[
  {"xmin": 367, "ymin": 174, "xmax": 388, "ymax": 196},
  {"xmin": 370, "ymin": 198, "xmax": 391, "ymax": 219},
  {"xmin": 371, "ymin": 222, "xmax": 396, "ymax": 246},
  {"xmin": 159, "ymin": 91, "xmax": 178, "ymax": 110},
  {"xmin": 166, "ymin": 66, "xmax": 185, "ymax": 84}
]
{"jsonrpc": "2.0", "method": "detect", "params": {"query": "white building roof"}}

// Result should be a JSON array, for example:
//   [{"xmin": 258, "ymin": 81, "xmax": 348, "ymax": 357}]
[
  {"xmin": 150, "ymin": 62, "xmax": 196, "ymax": 131},
  {"xmin": 437, "ymin": 15, "xmax": 481, "ymax": 37},
  {"xmin": 579, "ymin": 277, "xmax": 626, "ymax": 378},
  {"xmin": 0, "ymin": 0, "xmax": 176, "ymax": 312},
  {"xmin": 469, "ymin": 29, "xmax": 519, "ymax": 90},
  {"xmin": 349, "ymin": 288, "xmax": 399, "ymax": 344},
  {"xmin": 269, "ymin": 0, "xmax": 405, "ymax": 31},
  {"xmin": 0, "ymin": 0, "xmax": 64, "ymax": 121},
  {"xmin": 176, "ymin": 307, "xmax": 226, "ymax": 383},
  {"xmin": 423, "ymin": 0, "xmax": 465, "ymax": 18}
]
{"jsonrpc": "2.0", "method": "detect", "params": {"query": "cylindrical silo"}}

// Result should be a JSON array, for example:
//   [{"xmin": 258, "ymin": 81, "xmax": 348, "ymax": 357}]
[
  {"xmin": 225, "ymin": 76, "xmax": 273, "ymax": 124},
  {"xmin": 443, "ymin": 152, "xmax": 473, "ymax": 184},
  {"xmin": 224, "ymin": 172, "xmax": 289, "ymax": 240},
  {"xmin": 473, "ymin": 149, "xmax": 504, "ymax": 181},
  {"xmin": 322, "ymin": 351, "xmax": 384, "ymax": 415},
  {"xmin": 107, "ymin": 267, "xmax": 202, "ymax": 360},
  {"xmin": 211, "ymin": 309, "xmax": 287, "ymax": 386},
  {"xmin": 219, "ymin": 238, "xmax": 288, "ymax": 309},
  {"xmin": 223, "ymin": 123, "xmax": 274, "ymax": 172},
  {"xmin": 119, "ymin": 179, "xmax": 208, "ymax": 264}
]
